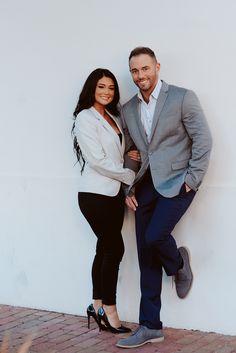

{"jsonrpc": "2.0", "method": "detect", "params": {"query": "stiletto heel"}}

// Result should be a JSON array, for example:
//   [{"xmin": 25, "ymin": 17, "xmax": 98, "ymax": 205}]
[
  {"xmin": 87, "ymin": 313, "xmax": 90, "ymax": 329},
  {"xmin": 87, "ymin": 304, "xmax": 93, "ymax": 328},
  {"xmin": 87, "ymin": 304, "xmax": 99, "ymax": 329},
  {"xmin": 86, "ymin": 304, "xmax": 106, "ymax": 331},
  {"xmin": 97, "ymin": 307, "xmax": 131, "ymax": 334}
]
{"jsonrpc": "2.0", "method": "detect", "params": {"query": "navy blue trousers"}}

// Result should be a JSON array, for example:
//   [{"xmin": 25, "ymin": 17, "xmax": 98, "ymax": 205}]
[{"xmin": 135, "ymin": 169, "xmax": 196, "ymax": 329}]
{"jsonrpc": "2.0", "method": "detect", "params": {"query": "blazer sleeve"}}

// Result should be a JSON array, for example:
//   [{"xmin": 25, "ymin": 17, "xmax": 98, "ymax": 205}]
[
  {"xmin": 120, "ymin": 107, "xmax": 140, "ymax": 173},
  {"xmin": 182, "ymin": 90, "xmax": 213, "ymax": 190},
  {"xmin": 74, "ymin": 114, "xmax": 135, "ymax": 186}
]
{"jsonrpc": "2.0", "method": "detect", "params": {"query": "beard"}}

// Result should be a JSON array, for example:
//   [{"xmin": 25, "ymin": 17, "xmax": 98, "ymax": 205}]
[{"xmin": 136, "ymin": 81, "xmax": 150, "ymax": 91}]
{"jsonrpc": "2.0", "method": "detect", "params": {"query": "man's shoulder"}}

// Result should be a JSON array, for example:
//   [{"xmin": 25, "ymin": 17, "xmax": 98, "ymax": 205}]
[
  {"xmin": 166, "ymin": 82, "xmax": 188, "ymax": 94},
  {"xmin": 122, "ymin": 94, "xmax": 138, "ymax": 110}
]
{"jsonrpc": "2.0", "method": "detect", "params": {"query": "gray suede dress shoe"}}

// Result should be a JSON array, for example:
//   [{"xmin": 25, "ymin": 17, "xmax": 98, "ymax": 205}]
[
  {"xmin": 116, "ymin": 325, "xmax": 164, "ymax": 348},
  {"xmin": 175, "ymin": 246, "xmax": 193, "ymax": 299}
]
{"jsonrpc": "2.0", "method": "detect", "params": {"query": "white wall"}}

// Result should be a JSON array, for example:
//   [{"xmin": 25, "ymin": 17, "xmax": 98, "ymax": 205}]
[{"xmin": 0, "ymin": 0, "xmax": 235, "ymax": 335}]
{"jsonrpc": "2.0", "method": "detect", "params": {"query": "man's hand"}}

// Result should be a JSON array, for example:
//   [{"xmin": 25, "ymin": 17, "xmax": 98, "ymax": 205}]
[{"xmin": 125, "ymin": 195, "xmax": 138, "ymax": 211}]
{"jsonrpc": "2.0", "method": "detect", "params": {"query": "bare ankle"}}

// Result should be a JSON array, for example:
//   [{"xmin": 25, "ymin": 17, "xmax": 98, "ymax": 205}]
[
  {"xmin": 103, "ymin": 304, "xmax": 117, "ymax": 314},
  {"xmin": 93, "ymin": 299, "xmax": 102, "ymax": 313},
  {"xmin": 103, "ymin": 305, "xmax": 121, "ymax": 328}
]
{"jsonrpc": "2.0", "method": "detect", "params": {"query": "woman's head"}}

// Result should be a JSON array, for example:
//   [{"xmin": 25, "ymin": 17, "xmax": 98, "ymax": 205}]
[{"xmin": 73, "ymin": 68, "xmax": 120, "ymax": 117}]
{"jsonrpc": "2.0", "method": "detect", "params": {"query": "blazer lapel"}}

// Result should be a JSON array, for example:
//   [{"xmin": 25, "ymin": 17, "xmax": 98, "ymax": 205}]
[
  {"xmin": 131, "ymin": 96, "xmax": 148, "ymax": 145},
  {"xmin": 149, "ymin": 81, "xmax": 169, "ymax": 142},
  {"xmin": 112, "ymin": 115, "xmax": 125, "ymax": 155},
  {"xmin": 90, "ymin": 107, "xmax": 124, "ymax": 157}
]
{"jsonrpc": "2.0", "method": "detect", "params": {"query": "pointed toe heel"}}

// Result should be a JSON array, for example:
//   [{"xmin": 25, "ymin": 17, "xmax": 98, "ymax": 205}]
[{"xmin": 97, "ymin": 307, "xmax": 131, "ymax": 334}]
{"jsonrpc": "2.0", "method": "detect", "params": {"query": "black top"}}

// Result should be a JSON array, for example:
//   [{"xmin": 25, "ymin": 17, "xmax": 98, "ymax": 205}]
[{"xmin": 117, "ymin": 132, "xmax": 122, "ymax": 144}]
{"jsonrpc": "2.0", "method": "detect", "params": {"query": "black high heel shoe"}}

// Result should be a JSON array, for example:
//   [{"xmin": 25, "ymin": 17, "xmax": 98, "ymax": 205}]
[
  {"xmin": 86, "ymin": 304, "xmax": 106, "ymax": 330},
  {"xmin": 97, "ymin": 307, "xmax": 131, "ymax": 334}
]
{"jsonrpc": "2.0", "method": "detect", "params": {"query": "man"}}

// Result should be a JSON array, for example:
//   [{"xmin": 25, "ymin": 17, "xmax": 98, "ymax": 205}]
[{"xmin": 117, "ymin": 47, "xmax": 212, "ymax": 349}]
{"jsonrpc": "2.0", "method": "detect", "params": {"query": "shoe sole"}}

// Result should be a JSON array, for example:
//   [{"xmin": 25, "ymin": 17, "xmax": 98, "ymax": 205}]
[{"xmin": 116, "ymin": 336, "xmax": 164, "ymax": 348}]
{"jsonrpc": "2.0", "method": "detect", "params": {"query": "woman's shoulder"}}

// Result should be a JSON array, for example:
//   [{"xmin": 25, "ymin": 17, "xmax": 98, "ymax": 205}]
[
  {"xmin": 75, "ymin": 108, "xmax": 96, "ymax": 127},
  {"xmin": 74, "ymin": 108, "xmax": 98, "ymax": 132},
  {"xmin": 76, "ymin": 108, "xmax": 93, "ymax": 119}
]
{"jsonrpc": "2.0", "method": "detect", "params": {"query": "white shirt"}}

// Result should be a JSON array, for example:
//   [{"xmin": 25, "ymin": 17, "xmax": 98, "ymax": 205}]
[{"xmin": 138, "ymin": 80, "xmax": 162, "ymax": 142}]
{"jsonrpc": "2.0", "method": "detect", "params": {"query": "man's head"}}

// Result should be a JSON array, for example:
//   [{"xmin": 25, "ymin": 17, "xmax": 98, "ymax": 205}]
[{"xmin": 129, "ymin": 47, "xmax": 160, "ymax": 98}]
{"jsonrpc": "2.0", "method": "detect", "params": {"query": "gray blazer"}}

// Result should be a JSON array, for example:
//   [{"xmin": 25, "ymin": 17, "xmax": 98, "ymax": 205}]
[{"xmin": 122, "ymin": 81, "xmax": 212, "ymax": 197}]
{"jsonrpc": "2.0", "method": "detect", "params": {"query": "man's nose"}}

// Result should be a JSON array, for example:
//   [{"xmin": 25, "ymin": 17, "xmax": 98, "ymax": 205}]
[{"xmin": 137, "ymin": 70, "xmax": 144, "ymax": 79}]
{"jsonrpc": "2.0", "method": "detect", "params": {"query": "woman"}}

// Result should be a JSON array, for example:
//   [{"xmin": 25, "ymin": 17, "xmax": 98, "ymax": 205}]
[{"xmin": 72, "ymin": 68, "xmax": 139, "ymax": 333}]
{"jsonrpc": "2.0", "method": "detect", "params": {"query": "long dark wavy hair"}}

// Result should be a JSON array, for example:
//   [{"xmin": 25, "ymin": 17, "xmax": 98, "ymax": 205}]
[{"xmin": 72, "ymin": 68, "xmax": 120, "ymax": 172}]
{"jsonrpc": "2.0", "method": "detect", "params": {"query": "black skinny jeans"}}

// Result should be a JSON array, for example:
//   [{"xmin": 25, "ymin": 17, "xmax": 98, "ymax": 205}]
[{"xmin": 78, "ymin": 188, "xmax": 125, "ymax": 305}]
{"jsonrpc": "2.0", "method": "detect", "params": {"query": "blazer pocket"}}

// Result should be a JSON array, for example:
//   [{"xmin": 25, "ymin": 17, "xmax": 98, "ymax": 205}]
[{"xmin": 172, "ymin": 159, "xmax": 189, "ymax": 170}]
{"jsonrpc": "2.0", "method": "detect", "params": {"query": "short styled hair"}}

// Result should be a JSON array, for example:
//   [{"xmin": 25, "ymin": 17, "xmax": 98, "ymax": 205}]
[{"xmin": 129, "ymin": 47, "xmax": 157, "ymax": 62}]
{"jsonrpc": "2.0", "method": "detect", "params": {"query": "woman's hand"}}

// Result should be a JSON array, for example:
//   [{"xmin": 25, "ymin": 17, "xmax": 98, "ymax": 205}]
[
  {"xmin": 125, "ymin": 195, "xmax": 138, "ymax": 211},
  {"xmin": 128, "ymin": 150, "xmax": 141, "ymax": 162}
]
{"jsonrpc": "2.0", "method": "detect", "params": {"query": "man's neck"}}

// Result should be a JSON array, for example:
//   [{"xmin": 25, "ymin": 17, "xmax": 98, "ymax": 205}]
[
  {"xmin": 140, "ymin": 84, "xmax": 158, "ymax": 103},
  {"xmin": 140, "ymin": 90, "xmax": 151, "ymax": 103},
  {"xmin": 139, "ymin": 80, "xmax": 159, "ymax": 103}
]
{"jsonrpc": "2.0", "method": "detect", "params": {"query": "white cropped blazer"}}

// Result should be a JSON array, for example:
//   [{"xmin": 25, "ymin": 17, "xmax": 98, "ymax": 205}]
[{"xmin": 74, "ymin": 107, "xmax": 135, "ymax": 196}]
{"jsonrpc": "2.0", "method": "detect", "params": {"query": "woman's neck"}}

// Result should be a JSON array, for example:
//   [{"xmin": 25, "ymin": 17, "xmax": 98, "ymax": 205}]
[{"xmin": 93, "ymin": 103, "xmax": 106, "ymax": 117}]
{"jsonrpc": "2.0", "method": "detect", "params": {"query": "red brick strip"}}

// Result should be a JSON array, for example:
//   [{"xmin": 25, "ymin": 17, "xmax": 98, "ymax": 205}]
[{"xmin": 0, "ymin": 305, "xmax": 235, "ymax": 353}]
